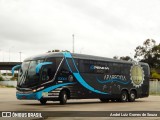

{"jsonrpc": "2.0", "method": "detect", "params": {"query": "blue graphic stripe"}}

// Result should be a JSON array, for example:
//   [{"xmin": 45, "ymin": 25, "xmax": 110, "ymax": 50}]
[
  {"xmin": 97, "ymin": 78, "xmax": 130, "ymax": 84},
  {"xmin": 17, "ymin": 82, "xmax": 75, "ymax": 100},
  {"xmin": 71, "ymin": 57, "xmax": 79, "ymax": 73},
  {"xmin": 36, "ymin": 82, "xmax": 75, "ymax": 99},
  {"xmin": 36, "ymin": 62, "xmax": 53, "ymax": 74},
  {"xmin": 73, "ymin": 73, "xmax": 108, "ymax": 94},
  {"xmin": 63, "ymin": 52, "xmax": 108, "ymax": 95},
  {"xmin": 63, "ymin": 53, "xmax": 73, "ymax": 72},
  {"xmin": 63, "ymin": 52, "xmax": 72, "ymax": 58}
]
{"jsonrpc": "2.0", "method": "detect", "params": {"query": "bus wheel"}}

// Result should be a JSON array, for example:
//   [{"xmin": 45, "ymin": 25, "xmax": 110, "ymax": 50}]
[
  {"xmin": 40, "ymin": 99, "xmax": 47, "ymax": 105},
  {"xmin": 99, "ymin": 98, "xmax": 109, "ymax": 103},
  {"xmin": 59, "ymin": 91, "xmax": 68, "ymax": 105},
  {"xmin": 120, "ymin": 91, "xmax": 128, "ymax": 102},
  {"xmin": 111, "ymin": 99, "xmax": 116, "ymax": 102},
  {"xmin": 128, "ymin": 91, "xmax": 136, "ymax": 102}
]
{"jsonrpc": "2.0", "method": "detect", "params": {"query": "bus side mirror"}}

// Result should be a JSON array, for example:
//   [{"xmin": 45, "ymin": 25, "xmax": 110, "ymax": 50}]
[
  {"xmin": 35, "ymin": 62, "xmax": 53, "ymax": 74},
  {"xmin": 12, "ymin": 64, "xmax": 21, "ymax": 76}
]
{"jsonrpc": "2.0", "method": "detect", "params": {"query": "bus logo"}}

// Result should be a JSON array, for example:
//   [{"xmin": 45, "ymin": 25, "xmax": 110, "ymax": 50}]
[
  {"xmin": 90, "ymin": 65, "xmax": 109, "ymax": 70},
  {"xmin": 130, "ymin": 64, "xmax": 144, "ymax": 88}
]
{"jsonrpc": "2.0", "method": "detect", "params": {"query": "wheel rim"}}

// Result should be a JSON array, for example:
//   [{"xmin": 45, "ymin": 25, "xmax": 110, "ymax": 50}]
[
  {"xmin": 122, "ymin": 93, "xmax": 127, "ymax": 101},
  {"xmin": 131, "ymin": 93, "xmax": 135, "ymax": 99},
  {"xmin": 64, "ymin": 94, "xmax": 67, "ymax": 101}
]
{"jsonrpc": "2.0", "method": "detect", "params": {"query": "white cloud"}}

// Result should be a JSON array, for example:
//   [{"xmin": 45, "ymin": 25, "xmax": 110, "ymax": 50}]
[{"xmin": 0, "ymin": 0, "xmax": 160, "ymax": 62}]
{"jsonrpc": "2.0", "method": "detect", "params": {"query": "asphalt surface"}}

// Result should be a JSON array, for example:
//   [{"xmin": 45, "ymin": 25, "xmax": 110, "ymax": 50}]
[{"xmin": 0, "ymin": 88, "xmax": 160, "ymax": 120}]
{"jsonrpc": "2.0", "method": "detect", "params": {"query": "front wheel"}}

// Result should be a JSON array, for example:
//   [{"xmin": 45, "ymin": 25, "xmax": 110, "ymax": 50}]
[
  {"xmin": 40, "ymin": 99, "xmax": 47, "ymax": 105},
  {"xmin": 59, "ymin": 91, "xmax": 68, "ymax": 105},
  {"xmin": 128, "ymin": 91, "xmax": 136, "ymax": 102},
  {"xmin": 99, "ymin": 98, "xmax": 109, "ymax": 103}
]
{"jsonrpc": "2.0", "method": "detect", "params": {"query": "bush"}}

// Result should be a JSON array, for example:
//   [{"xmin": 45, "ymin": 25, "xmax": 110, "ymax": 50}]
[
  {"xmin": 0, "ymin": 76, "xmax": 4, "ymax": 81},
  {"xmin": 10, "ymin": 77, "xmax": 18, "ymax": 81},
  {"xmin": 6, "ymin": 85, "xmax": 15, "ymax": 88},
  {"xmin": 152, "ymin": 73, "xmax": 160, "ymax": 79},
  {"xmin": 151, "ymin": 69, "xmax": 160, "ymax": 80}
]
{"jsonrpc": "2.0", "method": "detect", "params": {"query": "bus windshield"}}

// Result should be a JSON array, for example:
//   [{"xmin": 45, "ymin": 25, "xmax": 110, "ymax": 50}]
[{"xmin": 17, "ymin": 60, "xmax": 44, "ymax": 88}]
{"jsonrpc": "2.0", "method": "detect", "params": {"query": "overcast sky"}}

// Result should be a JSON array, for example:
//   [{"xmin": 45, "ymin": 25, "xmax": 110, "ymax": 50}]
[{"xmin": 0, "ymin": 0, "xmax": 160, "ymax": 62}]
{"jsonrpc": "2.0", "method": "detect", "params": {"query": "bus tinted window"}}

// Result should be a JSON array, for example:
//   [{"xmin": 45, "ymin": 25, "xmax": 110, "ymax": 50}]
[
  {"xmin": 79, "ymin": 59, "xmax": 109, "ymax": 74},
  {"xmin": 67, "ymin": 58, "xmax": 78, "ymax": 73},
  {"xmin": 40, "ymin": 58, "xmax": 59, "ymax": 82},
  {"xmin": 121, "ymin": 64, "xmax": 131, "ymax": 75}
]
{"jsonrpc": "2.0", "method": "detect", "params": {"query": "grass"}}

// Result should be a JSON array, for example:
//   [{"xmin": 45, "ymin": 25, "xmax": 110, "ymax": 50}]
[
  {"xmin": 6, "ymin": 85, "xmax": 15, "ymax": 88},
  {"xmin": 0, "ymin": 76, "xmax": 4, "ymax": 81},
  {"xmin": 0, "ymin": 85, "xmax": 15, "ymax": 88},
  {"xmin": 149, "ymin": 92, "xmax": 160, "ymax": 96}
]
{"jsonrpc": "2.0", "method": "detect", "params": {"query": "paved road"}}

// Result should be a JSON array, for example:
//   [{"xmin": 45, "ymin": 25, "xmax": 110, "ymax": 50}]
[{"xmin": 0, "ymin": 88, "xmax": 160, "ymax": 120}]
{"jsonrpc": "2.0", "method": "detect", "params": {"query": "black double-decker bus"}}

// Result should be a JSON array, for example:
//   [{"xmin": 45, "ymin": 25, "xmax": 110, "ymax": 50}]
[{"xmin": 12, "ymin": 52, "xmax": 150, "ymax": 104}]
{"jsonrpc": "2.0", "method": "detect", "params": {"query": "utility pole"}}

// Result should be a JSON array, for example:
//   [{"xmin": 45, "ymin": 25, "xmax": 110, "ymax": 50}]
[
  {"xmin": 72, "ymin": 34, "xmax": 75, "ymax": 53},
  {"xmin": 9, "ymin": 49, "xmax": 10, "ymax": 62},
  {"xmin": 0, "ymin": 49, "xmax": 1, "ymax": 62},
  {"xmin": 19, "ymin": 52, "xmax": 21, "ymax": 62}
]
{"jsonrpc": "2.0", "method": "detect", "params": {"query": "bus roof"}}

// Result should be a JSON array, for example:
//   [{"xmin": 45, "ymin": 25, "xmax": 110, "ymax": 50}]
[
  {"xmin": 24, "ymin": 52, "xmax": 148, "ymax": 66},
  {"xmin": 71, "ymin": 53, "xmax": 148, "ymax": 66}
]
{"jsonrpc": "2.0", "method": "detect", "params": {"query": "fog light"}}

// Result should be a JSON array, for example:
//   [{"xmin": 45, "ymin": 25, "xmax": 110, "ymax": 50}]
[{"xmin": 32, "ymin": 89, "xmax": 37, "ymax": 92}]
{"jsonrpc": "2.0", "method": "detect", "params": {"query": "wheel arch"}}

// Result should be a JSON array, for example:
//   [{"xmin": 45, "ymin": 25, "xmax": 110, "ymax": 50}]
[
  {"xmin": 60, "ymin": 88, "xmax": 71, "ymax": 99},
  {"xmin": 130, "ymin": 89, "xmax": 137, "ymax": 98},
  {"xmin": 121, "ymin": 88, "xmax": 129, "ymax": 95}
]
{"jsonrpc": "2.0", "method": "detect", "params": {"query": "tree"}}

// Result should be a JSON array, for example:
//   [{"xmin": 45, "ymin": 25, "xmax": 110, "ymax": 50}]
[
  {"xmin": 113, "ymin": 56, "xmax": 133, "ymax": 61},
  {"xmin": 113, "ymin": 56, "xmax": 119, "ymax": 60},
  {"xmin": 134, "ymin": 39, "xmax": 156, "ymax": 60},
  {"xmin": 134, "ymin": 39, "xmax": 160, "ymax": 69},
  {"xmin": 120, "ymin": 56, "xmax": 133, "ymax": 61}
]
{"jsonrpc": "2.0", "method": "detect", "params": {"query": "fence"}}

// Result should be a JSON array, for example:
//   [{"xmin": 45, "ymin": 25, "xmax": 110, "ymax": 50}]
[
  {"xmin": 0, "ymin": 80, "xmax": 17, "ymax": 87},
  {"xmin": 149, "ymin": 79, "xmax": 160, "ymax": 95}
]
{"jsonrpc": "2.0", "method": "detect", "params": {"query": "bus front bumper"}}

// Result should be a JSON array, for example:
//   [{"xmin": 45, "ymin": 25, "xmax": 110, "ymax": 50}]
[{"xmin": 16, "ymin": 91, "xmax": 42, "ymax": 100}]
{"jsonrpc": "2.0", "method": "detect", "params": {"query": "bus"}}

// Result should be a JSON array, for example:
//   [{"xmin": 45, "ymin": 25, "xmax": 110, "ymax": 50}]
[{"xmin": 12, "ymin": 52, "xmax": 150, "ymax": 105}]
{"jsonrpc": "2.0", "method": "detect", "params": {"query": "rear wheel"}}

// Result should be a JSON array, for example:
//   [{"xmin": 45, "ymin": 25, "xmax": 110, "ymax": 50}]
[
  {"xmin": 111, "ymin": 99, "xmax": 116, "ymax": 102},
  {"xmin": 99, "ymin": 98, "xmax": 109, "ymax": 103},
  {"xmin": 59, "ymin": 91, "xmax": 68, "ymax": 105},
  {"xmin": 128, "ymin": 91, "xmax": 136, "ymax": 102},
  {"xmin": 119, "ymin": 91, "xmax": 128, "ymax": 102},
  {"xmin": 40, "ymin": 99, "xmax": 47, "ymax": 105}
]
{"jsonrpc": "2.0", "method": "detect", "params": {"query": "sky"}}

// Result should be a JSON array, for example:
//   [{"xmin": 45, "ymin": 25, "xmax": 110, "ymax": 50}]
[{"xmin": 0, "ymin": 0, "xmax": 160, "ymax": 62}]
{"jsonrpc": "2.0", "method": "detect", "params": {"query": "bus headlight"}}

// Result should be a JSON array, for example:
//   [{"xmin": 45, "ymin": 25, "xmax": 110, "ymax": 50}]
[{"xmin": 32, "ymin": 89, "xmax": 37, "ymax": 92}]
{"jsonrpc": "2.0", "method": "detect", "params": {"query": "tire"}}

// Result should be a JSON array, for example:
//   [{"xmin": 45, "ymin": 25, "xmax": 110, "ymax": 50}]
[
  {"xmin": 111, "ymin": 99, "xmax": 116, "ymax": 102},
  {"xmin": 59, "ymin": 91, "xmax": 68, "ymax": 105},
  {"xmin": 119, "ymin": 91, "xmax": 128, "ymax": 102},
  {"xmin": 128, "ymin": 91, "xmax": 136, "ymax": 102},
  {"xmin": 99, "ymin": 98, "xmax": 109, "ymax": 102},
  {"xmin": 40, "ymin": 99, "xmax": 47, "ymax": 105}
]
